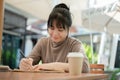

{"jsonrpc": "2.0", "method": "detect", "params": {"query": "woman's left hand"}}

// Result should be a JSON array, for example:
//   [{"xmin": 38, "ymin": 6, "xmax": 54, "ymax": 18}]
[{"xmin": 33, "ymin": 62, "xmax": 68, "ymax": 72}]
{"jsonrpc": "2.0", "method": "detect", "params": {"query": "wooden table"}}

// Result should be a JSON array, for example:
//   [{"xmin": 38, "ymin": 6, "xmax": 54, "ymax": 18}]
[{"xmin": 0, "ymin": 71, "xmax": 108, "ymax": 80}]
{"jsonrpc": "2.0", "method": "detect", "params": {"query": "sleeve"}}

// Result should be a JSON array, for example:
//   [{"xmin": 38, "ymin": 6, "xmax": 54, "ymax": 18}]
[
  {"xmin": 28, "ymin": 38, "xmax": 44, "ymax": 65},
  {"xmin": 70, "ymin": 40, "xmax": 90, "ymax": 73}
]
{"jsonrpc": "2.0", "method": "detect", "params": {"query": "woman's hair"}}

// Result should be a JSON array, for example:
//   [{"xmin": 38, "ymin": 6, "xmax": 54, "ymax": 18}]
[{"xmin": 47, "ymin": 3, "xmax": 72, "ymax": 30}]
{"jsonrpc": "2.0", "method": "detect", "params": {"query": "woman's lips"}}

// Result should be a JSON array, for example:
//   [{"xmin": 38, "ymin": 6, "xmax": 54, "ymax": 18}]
[
  {"xmin": 53, "ymin": 38, "xmax": 58, "ymax": 40},
  {"xmin": 52, "ymin": 37, "xmax": 59, "ymax": 41}
]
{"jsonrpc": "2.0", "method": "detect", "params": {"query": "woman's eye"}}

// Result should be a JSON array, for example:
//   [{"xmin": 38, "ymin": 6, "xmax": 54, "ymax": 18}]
[{"xmin": 58, "ymin": 27, "xmax": 64, "ymax": 31}]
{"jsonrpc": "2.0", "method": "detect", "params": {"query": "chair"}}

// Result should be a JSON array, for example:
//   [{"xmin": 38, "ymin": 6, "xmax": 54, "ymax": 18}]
[{"xmin": 90, "ymin": 64, "xmax": 104, "ymax": 74}]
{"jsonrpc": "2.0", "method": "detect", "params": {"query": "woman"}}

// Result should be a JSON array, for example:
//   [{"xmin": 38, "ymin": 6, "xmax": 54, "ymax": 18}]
[{"xmin": 19, "ymin": 3, "xmax": 90, "ymax": 73}]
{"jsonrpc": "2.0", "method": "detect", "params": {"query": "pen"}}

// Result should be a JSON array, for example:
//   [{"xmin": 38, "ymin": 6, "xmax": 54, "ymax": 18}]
[
  {"xmin": 19, "ymin": 49, "xmax": 26, "ymax": 58},
  {"xmin": 19, "ymin": 49, "xmax": 33, "ymax": 70}
]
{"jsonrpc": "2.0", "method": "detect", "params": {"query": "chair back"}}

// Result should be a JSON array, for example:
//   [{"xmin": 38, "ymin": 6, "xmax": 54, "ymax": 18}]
[{"xmin": 90, "ymin": 64, "xmax": 104, "ymax": 74}]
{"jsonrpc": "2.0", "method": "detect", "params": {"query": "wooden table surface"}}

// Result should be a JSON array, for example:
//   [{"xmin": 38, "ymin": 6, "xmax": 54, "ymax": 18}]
[{"xmin": 0, "ymin": 71, "xmax": 108, "ymax": 80}]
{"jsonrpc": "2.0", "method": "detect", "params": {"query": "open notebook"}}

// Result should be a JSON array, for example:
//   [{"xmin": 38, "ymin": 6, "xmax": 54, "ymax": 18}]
[
  {"xmin": 0, "ymin": 65, "xmax": 65, "ymax": 73},
  {"xmin": 12, "ymin": 68, "xmax": 65, "ymax": 73}
]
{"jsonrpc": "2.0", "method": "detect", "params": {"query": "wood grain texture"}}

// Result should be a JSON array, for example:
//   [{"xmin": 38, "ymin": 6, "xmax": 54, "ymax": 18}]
[
  {"xmin": 0, "ymin": 0, "xmax": 4, "ymax": 63},
  {"xmin": 0, "ymin": 72, "xmax": 108, "ymax": 80}
]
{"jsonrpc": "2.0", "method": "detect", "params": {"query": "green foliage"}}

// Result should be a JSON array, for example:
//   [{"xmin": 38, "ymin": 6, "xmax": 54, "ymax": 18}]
[
  {"xmin": 83, "ymin": 43, "xmax": 98, "ymax": 64},
  {"xmin": 111, "ymin": 69, "xmax": 120, "ymax": 80}
]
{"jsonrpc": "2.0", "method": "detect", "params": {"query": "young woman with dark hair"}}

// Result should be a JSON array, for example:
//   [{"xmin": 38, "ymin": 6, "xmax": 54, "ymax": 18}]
[{"xmin": 19, "ymin": 3, "xmax": 90, "ymax": 73}]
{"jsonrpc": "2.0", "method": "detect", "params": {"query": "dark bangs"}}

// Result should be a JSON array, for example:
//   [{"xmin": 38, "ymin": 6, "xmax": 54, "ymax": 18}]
[{"xmin": 47, "ymin": 8, "xmax": 72, "ymax": 29}]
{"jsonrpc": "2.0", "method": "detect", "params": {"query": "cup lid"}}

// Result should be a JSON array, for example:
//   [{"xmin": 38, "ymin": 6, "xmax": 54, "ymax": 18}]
[{"xmin": 67, "ymin": 52, "xmax": 84, "ymax": 57}]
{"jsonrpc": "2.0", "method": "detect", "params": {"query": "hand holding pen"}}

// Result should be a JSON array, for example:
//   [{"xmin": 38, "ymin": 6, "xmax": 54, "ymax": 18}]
[{"xmin": 19, "ymin": 50, "xmax": 33, "ymax": 71}]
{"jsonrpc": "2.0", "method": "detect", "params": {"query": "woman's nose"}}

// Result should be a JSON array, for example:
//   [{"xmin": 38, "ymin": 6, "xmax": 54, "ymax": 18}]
[{"xmin": 53, "ymin": 29, "xmax": 59, "ymax": 36}]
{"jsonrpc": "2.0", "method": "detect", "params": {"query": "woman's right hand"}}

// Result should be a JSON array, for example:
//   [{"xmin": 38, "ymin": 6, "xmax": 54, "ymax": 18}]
[{"xmin": 19, "ymin": 58, "xmax": 33, "ymax": 71}]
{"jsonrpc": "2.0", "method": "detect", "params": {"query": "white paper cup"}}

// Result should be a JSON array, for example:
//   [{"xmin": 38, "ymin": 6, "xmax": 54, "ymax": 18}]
[{"xmin": 67, "ymin": 52, "xmax": 84, "ymax": 76}]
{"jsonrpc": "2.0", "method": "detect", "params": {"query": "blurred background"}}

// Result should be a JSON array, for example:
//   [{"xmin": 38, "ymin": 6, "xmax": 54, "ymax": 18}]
[{"xmin": 0, "ymin": 0, "xmax": 120, "ymax": 74}]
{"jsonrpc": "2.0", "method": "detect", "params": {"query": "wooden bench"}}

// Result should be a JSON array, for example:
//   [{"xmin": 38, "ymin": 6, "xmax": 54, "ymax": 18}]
[{"xmin": 90, "ymin": 64, "xmax": 104, "ymax": 74}]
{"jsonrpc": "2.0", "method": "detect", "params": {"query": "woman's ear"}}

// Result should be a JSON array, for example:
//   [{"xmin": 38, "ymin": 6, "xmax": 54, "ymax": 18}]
[{"xmin": 47, "ymin": 28, "xmax": 50, "ymax": 36}]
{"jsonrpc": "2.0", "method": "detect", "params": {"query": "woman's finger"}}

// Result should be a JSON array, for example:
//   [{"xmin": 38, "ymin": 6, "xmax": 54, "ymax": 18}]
[
  {"xmin": 19, "ymin": 58, "xmax": 33, "ymax": 71},
  {"xmin": 33, "ymin": 65, "xmax": 44, "ymax": 71}
]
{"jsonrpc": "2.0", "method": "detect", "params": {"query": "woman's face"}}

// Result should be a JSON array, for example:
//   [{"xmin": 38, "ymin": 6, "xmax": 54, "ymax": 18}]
[{"xmin": 48, "ymin": 20, "xmax": 68, "ymax": 43}]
